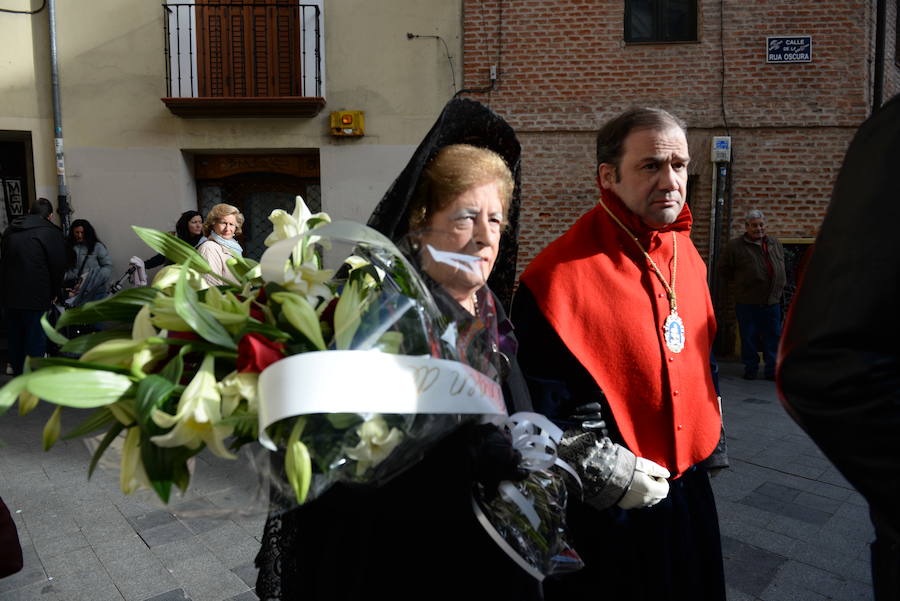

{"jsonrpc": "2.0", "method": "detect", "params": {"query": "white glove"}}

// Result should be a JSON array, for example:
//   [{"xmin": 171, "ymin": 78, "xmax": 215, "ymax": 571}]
[{"xmin": 616, "ymin": 456, "xmax": 671, "ymax": 510}]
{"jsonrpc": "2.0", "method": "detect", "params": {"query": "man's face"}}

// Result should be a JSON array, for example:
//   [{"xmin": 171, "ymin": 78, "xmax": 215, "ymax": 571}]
[
  {"xmin": 73, "ymin": 226, "xmax": 85, "ymax": 243},
  {"xmin": 598, "ymin": 126, "xmax": 690, "ymax": 228},
  {"xmin": 745, "ymin": 218, "xmax": 766, "ymax": 240}
]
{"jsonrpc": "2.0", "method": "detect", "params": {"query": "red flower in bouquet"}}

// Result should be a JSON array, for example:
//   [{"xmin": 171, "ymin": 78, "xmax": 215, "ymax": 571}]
[{"xmin": 238, "ymin": 333, "xmax": 286, "ymax": 373}]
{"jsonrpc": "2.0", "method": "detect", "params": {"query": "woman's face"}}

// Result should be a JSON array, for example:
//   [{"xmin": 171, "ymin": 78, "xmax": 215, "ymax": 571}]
[
  {"xmin": 72, "ymin": 226, "xmax": 85, "ymax": 243},
  {"xmin": 188, "ymin": 215, "xmax": 203, "ymax": 236},
  {"xmin": 418, "ymin": 180, "xmax": 504, "ymax": 298},
  {"xmin": 213, "ymin": 214, "xmax": 238, "ymax": 240}
]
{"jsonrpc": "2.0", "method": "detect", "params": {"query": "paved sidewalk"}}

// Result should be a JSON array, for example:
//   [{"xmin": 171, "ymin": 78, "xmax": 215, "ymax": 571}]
[
  {"xmin": 713, "ymin": 361, "xmax": 874, "ymax": 601},
  {"xmin": 0, "ymin": 360, "xmax": 876, "ymax": 601}
]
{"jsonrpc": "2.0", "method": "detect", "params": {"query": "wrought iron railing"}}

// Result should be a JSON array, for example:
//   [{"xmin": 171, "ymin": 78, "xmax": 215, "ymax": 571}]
[{"xmin": 162, "ymin": 2, "xmax": 321, "ymax": 98}]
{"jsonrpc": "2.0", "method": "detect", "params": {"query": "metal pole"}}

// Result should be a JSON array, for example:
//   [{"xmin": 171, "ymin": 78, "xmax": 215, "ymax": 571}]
[{"xmin": 48, "ymin": 0, "xmax": 70, "ymax": 234}]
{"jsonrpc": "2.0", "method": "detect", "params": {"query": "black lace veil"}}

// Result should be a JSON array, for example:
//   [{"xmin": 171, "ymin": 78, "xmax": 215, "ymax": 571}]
[{"xmin": 367, "ymin": 97, "xmax": 522, "ymax": 311}]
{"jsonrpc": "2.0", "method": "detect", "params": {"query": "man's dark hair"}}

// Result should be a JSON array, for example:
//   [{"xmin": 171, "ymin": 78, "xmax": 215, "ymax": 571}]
[
  {"xmin": 596, "ymin": 107, "xmax": 687, "ymax": 172},
  {"xmin": 28, "ymin": 197, "xmax": 54, "ymax": 219}
]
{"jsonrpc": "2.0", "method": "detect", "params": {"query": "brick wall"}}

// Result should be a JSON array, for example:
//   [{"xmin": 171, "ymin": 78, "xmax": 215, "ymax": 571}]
[
  {"xmin": 462, "ymin": 0, "xmax": 899, "ymax": 355},
  {"xmin": 462, "ymin": 0, "xmax": 889, "ymax": 266}
]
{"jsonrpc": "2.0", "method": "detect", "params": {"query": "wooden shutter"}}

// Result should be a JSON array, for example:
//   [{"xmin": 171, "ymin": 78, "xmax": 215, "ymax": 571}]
[{"xmin": 196, "ymin": 0, "xmax": 301, "ymax": 98}]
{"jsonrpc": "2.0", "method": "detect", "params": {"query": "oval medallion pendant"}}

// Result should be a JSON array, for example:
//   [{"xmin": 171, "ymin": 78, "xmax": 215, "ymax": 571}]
[{"xmin": 664, "ymin": 311, "xmax": 685, "ymax": 353}]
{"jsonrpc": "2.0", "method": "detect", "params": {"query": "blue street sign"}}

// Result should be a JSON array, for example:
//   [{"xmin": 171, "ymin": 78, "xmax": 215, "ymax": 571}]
[{"xmin": 767, "ymin": 36, "xmax": 812, "ymax": 63}]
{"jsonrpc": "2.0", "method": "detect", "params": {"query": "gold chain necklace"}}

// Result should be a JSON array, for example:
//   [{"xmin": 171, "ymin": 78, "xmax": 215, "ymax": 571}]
[{"xmin": 598, "ymin": 198, "xmax": 686, "ymax": 353}]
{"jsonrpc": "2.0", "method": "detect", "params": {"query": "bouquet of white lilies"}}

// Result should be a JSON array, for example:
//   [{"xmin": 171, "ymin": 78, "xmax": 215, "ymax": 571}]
[{"xmin": 0, "ymin": 198, "xmax": 506, "ymax": 505}]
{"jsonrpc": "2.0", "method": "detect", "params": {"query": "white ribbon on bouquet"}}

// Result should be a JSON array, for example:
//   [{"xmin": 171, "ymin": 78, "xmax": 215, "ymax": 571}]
[
  {"xmin": 473, "ymin": 412, "xmax": 583, "ymax": 582},
  {"xmin": 257, "ymin": 350, "xmax": 506, "ymax": 451}
]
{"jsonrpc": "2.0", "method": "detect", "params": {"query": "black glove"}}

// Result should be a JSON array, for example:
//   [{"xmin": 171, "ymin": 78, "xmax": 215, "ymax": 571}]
[{"xmin": 469, "ymin": 423, "xmax": 528, "ymax": 500}]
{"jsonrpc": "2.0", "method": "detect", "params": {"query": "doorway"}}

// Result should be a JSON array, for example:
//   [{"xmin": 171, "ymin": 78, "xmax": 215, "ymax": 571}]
[{"xmin": 194, "ymin": 152, "xmax": 320, "ymax": 261}]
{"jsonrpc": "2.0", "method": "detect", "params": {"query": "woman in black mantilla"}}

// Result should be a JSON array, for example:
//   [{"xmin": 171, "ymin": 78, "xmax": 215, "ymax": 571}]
[{"xmin": 254, "ymin": 98, "xmax": 542, "ymax": 600}]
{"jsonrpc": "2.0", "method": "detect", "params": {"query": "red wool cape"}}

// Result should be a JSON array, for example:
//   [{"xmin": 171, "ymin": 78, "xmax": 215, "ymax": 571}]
[{"xmin": 520, "ymin": 189, "xmax": 721, "ymax": 476}]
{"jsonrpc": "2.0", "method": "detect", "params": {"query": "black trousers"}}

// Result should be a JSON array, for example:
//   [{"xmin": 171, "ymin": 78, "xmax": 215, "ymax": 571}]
[{"xmin": 545, "ymin": 465, "xmax": 725, "ymax": 601}]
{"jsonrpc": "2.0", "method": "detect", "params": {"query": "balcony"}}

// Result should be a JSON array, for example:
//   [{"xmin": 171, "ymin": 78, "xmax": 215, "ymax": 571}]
[{"xmin": 161, "ymin": 1, "xmax": 325, "ymax": 118}]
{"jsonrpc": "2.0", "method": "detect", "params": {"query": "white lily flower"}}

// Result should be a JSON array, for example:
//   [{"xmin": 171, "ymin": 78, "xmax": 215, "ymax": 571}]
[
  {"xmin": 121, "ymin": 426, "xmax": 154, "ymax": 495},
  {"xmin": 132, "ymin": 304, "xmax": 158, "ymax": 340},
  {"xmin": 265, "ymin": 196, "xmax": 332, "ymax": 248},
  {"xmin": 217, "ymin": 371, "xmax": 259, "ymax": 416},
  {"xmin": 344, "ymin": 255, "xmax": 385, "ymax": 282},
  {"xmin": 265, "ymin": 209, "xmax": 301, "ymax": 247},
  {"xmin": 150, "ymin": 354, "xmax": 236, "ymax": 459},
  {"xmin": 345, "ymin": 416, "xmax": 404, "ymax": 476},
  {"xmin": 282, "ymin": 262, "xmax": 334, "ymax": 306}
]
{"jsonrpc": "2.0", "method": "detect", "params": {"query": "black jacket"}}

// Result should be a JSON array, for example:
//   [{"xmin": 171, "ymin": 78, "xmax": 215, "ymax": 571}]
[
  {"xmin": 0, "ymin": 215, "xmax": 67, "ymax": 310},
  {"xmin": 778, "ymin": 94, "xmax": 900, "ymax": 546}
]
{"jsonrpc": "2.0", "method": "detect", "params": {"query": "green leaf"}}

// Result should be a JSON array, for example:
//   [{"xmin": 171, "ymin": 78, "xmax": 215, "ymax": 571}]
[
  {"xmin": 63, "ymin": 407, "xmax": 116, "ymax": 440},
  {"xmin": 239, "ymin": 320, "xmax": 291, "ymax": 341},
  {"xmin": 219, "ymin": 412, "xmax": 258, "ymax": 439},
  {"xmin": 132, "ymin": 226, "xmax": 213, "ymax": 273},
  {"xmin": 226, "ymin": 255, "xmax": 260, "ymax": 282},
  {"xmin": 140, "ymin": 431, "xmax": 197, "ymax": 504},
  {"xmin": 135, "ymin": 375, "xmax": 177, "ymax": 431},
  {"xmin": 41, "ymin": 313, "xmax": 69, "ymax": 346},
  {"xmin": 159, "ymin": 350, "xmax": 185, "ymax": 385},
  {"xmin": 0, "ymin": 374, "xmax": 30, "ymax": 417},
  {"xmin": 61, "ymin": 328, "xmax": 132, "ymax": 355},
  {"xmin": 57, "ymin": 287, "xmax": 160, "ymax": 328},
  {"xmin": 87, "ymin": 422, "xmax": 125, "ymax": 478},
  {"xmin": 29, "ymin": 356, "xmax": 133, "ymax": 375},
  {"xmin": 174, "ymin": 265, "xmax": 237, "ymax": 349},
  {"xmin": 25, "ymin": 368, "xmax": 134, "ymax": 408}
]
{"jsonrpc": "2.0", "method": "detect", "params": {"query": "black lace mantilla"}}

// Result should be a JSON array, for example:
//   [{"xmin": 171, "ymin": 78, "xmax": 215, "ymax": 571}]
[{"xmin": 366, "ymin": 97, "xmax": 523, "ymax": 312}]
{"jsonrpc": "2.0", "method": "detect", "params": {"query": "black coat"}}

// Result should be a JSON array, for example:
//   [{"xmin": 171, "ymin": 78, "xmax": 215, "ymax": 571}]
[
  {"xmin": 778, "ymin": 95, "xmax": 900, "ymax": 551},
  {"xmin": 254, "ymin": 284, "xmax": 540, "ymax": 601},
  {"xmin": 0, "ymin": 215, "xmax": 67, "ymax": 310}
]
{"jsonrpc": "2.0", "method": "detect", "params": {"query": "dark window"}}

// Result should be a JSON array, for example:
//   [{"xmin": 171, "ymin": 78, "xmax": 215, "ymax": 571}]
[{"xmin": 625, "ymin": 0, "xmax": 697, "ymax": 43}]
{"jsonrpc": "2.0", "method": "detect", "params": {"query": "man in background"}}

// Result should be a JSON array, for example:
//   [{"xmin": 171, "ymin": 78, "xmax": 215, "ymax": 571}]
[
  {"xmin": 0, "ymin": 197, "xmax": 67, "ymax": 375},
  {"xmin": 720, "ymin": 209, "xmax": 786, "ymax": 380}
]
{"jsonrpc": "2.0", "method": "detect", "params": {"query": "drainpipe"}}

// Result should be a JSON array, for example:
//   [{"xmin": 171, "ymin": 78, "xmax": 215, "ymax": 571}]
[
  {"xmin": 873, "ymin": 0, "xmax": 886, "ymax": 113},
  {"xmin": 48, "ymin": 0, "xmax": 70, "ymax": 233}
]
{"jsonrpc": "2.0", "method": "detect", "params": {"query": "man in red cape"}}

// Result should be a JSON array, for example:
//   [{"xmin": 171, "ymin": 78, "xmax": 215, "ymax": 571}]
[{"xmin": 512, "ymin": 107, "xmax": 725, "ymax": 600}]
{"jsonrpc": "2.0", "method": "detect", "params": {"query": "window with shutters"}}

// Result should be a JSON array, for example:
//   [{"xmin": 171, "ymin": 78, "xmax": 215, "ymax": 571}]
[{"xmin": 162, "ymin": 1, "xmax": 325, "ymax": 117}]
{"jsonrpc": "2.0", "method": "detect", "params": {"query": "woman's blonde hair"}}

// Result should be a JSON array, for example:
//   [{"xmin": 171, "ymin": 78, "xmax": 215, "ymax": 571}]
[
  {"xmin": 203, "ymin": 203, "xmax": 244, "ymax": 236},
  {"xmin": 408, "ymin": 144, "xmax": 514, "ymax": 234}
]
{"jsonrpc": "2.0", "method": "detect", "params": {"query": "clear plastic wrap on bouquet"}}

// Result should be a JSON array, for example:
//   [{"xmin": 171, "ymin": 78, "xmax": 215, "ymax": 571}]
[
  {"xmin": 472, "ymin": 412, "xmax": 585, "ymax": 580},
  {"xmin": 473, "ymin": 469, "xmax": 583, "ymax": 580},
  {"xmin": 256, "ymin": 223, "xmax": 509, "ymax": 514}
]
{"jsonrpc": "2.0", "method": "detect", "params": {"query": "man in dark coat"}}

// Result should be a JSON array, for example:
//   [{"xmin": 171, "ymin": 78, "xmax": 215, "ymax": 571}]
[
  {"xmin": 720, "ymin": 208, "xmax": 786, "ymax": 380},
  {"xmin": 0, "ymin": 197, "xmax": 67, "ymax": 375},
  {"xmin": 778, "ymin": 95, "xmax": 900, "ymax": 601}
]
